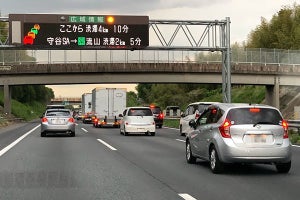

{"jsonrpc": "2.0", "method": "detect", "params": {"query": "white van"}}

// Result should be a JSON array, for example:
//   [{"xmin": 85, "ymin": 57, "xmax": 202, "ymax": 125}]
[
  {"xmin": 119, "ymin": 107, "xmax": 156, "ymax": 136},
  {"xmin": 179, "ymin": 102, "xmax": 218, "ymax": 136}
]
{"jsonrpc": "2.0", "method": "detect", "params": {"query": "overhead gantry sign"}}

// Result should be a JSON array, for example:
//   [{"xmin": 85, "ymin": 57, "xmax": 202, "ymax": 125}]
[{"xmin": 9, "ymin": 14, "xmax": 149, "ymax": 50}]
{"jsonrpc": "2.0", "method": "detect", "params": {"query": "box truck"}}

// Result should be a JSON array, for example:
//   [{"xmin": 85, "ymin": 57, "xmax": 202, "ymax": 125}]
[
  {"xmin": 81, "ymin": 93, "xmax": 93, "ymax": 123},
  {"xmin": 92, "ymin": 88, "xmax": 127, "ymax": 128}
]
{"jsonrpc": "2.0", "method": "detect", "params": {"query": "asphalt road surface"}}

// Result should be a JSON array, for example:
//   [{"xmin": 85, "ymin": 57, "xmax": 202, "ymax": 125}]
[{"xmin": 0, "ymin": 121, "xmax": 299, "ymax": 200}]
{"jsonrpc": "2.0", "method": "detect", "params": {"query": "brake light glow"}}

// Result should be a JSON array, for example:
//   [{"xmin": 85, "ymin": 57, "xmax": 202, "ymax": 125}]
[
  {"xmin": 159, "ymin": 113, "xmax": 164, "ymax": 119},
  {"xmin": 68, "ymin": 118, "xmax": 75, "ymax": 123},
  {"xmin": 249, "ymin": 108, "xmax": 260, "ymax": 113},
  {"xmin": 41, "ymin": 117, "xmax": 48, "ymax": 123},
  {"xmin": 219, "ymin": 119, "xmax": 231, "ymax": 138},
  {"xmin": 282, "ymin": 120, "xmax": 289, "ymax": 138}
]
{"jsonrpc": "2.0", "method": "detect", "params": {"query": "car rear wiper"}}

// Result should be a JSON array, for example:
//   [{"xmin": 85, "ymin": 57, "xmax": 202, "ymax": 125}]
[{"xmin": 253, "ymin": 121, "xmax": 276, "ymax": 127}]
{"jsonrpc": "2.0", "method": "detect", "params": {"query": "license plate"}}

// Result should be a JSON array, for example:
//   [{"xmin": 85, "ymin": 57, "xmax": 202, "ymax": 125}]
[
  {"xmin": 244, "ymin": 134, "xmax": 271, "ymax": 144},
  {"xmin": 137, "ymin": 128, "xmax": 145, "ymax": 132},
  {"xmin": 52, "ymin": 119, "xmax": 64, "ymax": 124}
]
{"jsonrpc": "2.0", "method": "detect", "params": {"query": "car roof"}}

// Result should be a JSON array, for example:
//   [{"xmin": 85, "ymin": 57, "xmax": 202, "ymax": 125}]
[
  {"xmin": 45, "ymin": 108, "xmax": 71, "ymax": 112},
  {"xmin": 127, "ymin": 107, "xmax": 151, "ymax": 109},
  {"xmin": 210, "ymin": 103, "xmax": 278, "ymax": 110},
  {"xmin": 188, "ymin": 101, "xmax": 219, "ymax": 106}
]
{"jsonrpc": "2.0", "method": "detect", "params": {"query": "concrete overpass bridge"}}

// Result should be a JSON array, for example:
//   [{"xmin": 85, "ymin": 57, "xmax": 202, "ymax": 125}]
[{"xmin": 1, "ymin": 59, "xmax": 300, "ymax": 114}]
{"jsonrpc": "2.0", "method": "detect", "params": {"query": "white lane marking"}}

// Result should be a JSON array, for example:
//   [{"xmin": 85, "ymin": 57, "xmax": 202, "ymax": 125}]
[
  {"xmin": 97, "ymin": 139, "xmax": 117, "ymax": 151},
  {"xmin": 81, "ymin": 128, "xmax": 88, "ymax": 133},
  {"xmin": 176, "ymin": 139, "xmax": 186, "ymax": 143},
  {"xmin": 292, "ymin": 145, "xmax": 300, "ymax": 148},
  {"xmin": 0, "ymin": 125, "xmax": 40, "ymax": 157},
  {"xmin": 179, "ymin": 193, "xmax": 197, "ymax": 200},
  {"xmin": 166, "ymin": 127, "xmax": 179, "ymax": 130}
]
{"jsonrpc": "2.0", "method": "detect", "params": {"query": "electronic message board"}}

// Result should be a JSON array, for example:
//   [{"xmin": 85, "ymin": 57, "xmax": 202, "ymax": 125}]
[{"xmin": 9, "ymin": 14, "xmax": 149, "ymax": 49}]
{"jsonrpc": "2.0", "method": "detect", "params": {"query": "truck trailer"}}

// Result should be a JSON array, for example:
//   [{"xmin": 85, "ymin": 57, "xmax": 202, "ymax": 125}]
[
  {"xmin": 81, "ymin": 93, "xmax": 93, "ymax": 123},
  {"xmin": 92, "ymin": 88, "xmax": 127, "ymax": 128}
]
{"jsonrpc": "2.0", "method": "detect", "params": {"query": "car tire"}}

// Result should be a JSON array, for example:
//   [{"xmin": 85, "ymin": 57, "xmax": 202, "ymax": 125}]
[
  {"xmin": 158, "ymin": 125, "xmax": 162, "ymax": 128},
  {"xmin": 41, "ymin": 132, "xmax": 46, "ymax": 137},
  {"xmin": 275, "ymin": 161, "xmax": 291, "ymax": 173},
  {"xmin": 180, "ymin": 125, "xmax": 185, "ymax": 136},
  {"xmin": 186, "ymin": 140, "xmax": 196, "ymax": 164},
  {"xmin": 209, "ymin": 146, "xmax": 224, "ymax": 174},
  {"xmin": 124, "ymin": 128, "xmax": 128, "ymax": 136},
  {"xmin": 151, "ymin": 132, "xmax": 155, "ymax": 136},
  {"xmin": 70, "ymin": 132, "xmax": 75, "ymax": 137}
]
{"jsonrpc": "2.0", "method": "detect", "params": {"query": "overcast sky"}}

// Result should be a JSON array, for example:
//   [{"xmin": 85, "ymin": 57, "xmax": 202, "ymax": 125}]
[{"xmin": 1, "ymin": 0, "xmax": 298, "ymax": 97}]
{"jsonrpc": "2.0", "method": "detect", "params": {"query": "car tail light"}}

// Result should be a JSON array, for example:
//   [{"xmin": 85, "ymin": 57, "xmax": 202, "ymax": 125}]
[
  {"xmin": 68, "ymin": 118, "xmax": 75, "ymax": 123},
  {"xmin": 195, "ymin": 113, "xmax": 200, "ymax": 119},
  {"xmin": 41, "ymin": 117, "xmax": 48, "ymax": 123},
  {"xmin": 125, "ymin": 122, "xmax": 129, "ymax": 125},
  {"xmin": 282, "ymin": 120, "xmax": 289, "ymax": 138},
  {"xmin": 219, "ymin": 119, "xmax": 231, "ymax": 138},
  {"xmin": 249, "ymin": 108, "xmax": 260, "ymax": 113},
  {"xmin": 159, "ymin": 113, "xmax": 164, "ymax": 119}
]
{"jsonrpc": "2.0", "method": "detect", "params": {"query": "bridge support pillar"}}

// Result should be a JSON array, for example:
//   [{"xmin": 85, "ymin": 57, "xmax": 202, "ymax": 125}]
[
  {"xmin": 265, "ymin": 77, "xmax": 280, "ymax": 109},
  {"xmin": 3, "ymin": 84, "xmax": 12, "ymax": 116}
]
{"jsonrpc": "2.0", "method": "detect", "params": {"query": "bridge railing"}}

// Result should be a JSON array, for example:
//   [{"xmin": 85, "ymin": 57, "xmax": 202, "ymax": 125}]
[{"xmin": 2, "ymin": 48, "xmax": 300, "ymax": 66}]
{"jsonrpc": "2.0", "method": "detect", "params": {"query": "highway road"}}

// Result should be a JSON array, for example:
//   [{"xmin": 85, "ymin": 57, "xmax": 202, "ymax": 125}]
[{"xmin": 0, "ymin": 121, "xmax": 300, "ymax": 200}]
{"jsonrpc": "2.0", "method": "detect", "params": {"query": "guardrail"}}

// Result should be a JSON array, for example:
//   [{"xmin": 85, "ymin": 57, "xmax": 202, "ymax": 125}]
[
  {"xmin": 288, "ymin": 120, "xmax": 300, "ymax": 127},
  {"xmin": 287, "ymin": 120, "xmax": 300, "ymax": 135}
]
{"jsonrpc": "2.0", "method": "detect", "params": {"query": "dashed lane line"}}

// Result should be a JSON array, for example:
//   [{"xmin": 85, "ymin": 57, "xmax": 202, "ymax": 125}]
[
  {"xmin": 97, "ymin": 139, "xmax": 117, "ymax": 151},
  {"xmin": 81, "ymin": 128, "xmax": 88, "ymax": 133},
  {"xmin": 179, "ymin": 193, "xmax": 197, "ymax": 200}
]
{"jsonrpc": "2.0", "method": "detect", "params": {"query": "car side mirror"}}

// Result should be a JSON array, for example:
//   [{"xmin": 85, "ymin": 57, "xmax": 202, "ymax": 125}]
[
  {"xmin": 119, "ymin": 114, "xmax": 123, "ymax": 117},
  {"xmin": 189, "ymin": 120, "xmax": 196, "ymax": 129},
  {"xmin": 181, "ymin": 112, "xmax": 185, "ymax": 118}
]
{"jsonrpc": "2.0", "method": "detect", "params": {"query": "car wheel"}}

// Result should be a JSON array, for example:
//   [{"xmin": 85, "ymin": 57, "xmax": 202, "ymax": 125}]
[
  {"xmin": 151, "ymin": 132, "xmax": 155, "ymax": 136},
  {"xmin": 70, "ymin": 132, "xmax": 75, "ymax": 137},
  {"xmin": 186, "ymin": 140, "xmax": 196, "ymax": 164},
  {"xmin": 275, "ymin": 161, "xmax": 291, "ymax": 173},
  {"xmin": 180, "ymin": 125, "xmax": 185, "ymax": 136},
  {"xmin": 40, "ymin": 132, "xmax": 46, "ymax": 137},
  {"xmin": 209, "ymin": 146, "xmax": 224, "ymax": 174},
  {"xmin": 124, "ymin": 128, "xmax": 128, "ymax": 136},
  {"xmin": 159, "ymin": 125, "xmax": 162, "ymax": 128}
]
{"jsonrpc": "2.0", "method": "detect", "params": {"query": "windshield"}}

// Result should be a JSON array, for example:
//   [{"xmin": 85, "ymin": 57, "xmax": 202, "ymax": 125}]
[{"xmin": 227, "ymin": 107, "xmax": 282, "ymax": 125}]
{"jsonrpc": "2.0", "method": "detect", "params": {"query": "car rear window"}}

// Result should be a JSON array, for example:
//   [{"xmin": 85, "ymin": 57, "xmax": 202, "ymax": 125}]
[
  {"xmin": 226, "ymin": 107, "xmax": 283, "ymax": 125},
  {"xmin": 150, "ymin": 107, "xmax": 161, "ymax": 114},
  {"xmin": 128, "ymin": 108, "xmax": 153, "ymax": 116},
  {"xmin": 197, "ymin": 104, "xmax": 211, "ymax": 114},
  {"xmin": 46, "ymin": 110, "xmax": 71, "ymax": 117}
]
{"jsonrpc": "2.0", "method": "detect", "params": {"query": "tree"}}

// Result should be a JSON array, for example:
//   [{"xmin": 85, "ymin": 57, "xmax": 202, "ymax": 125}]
[
  {"xmin": 127, "ymin": 91, "xmax": 139, "ymax": 107},
  {"xmin": 247, "ymin": 3, "xmax": 300, "ymax": 49}
]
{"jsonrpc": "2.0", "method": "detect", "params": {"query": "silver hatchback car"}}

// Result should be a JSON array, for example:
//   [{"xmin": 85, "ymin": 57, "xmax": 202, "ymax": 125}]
[
  {"xmin": 41, "ymin": 109, "xmax": 76, "ymax": 137},
  {"xmin": 186, "ymin": 103, "xmax": 292, "ymax": 173}
]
